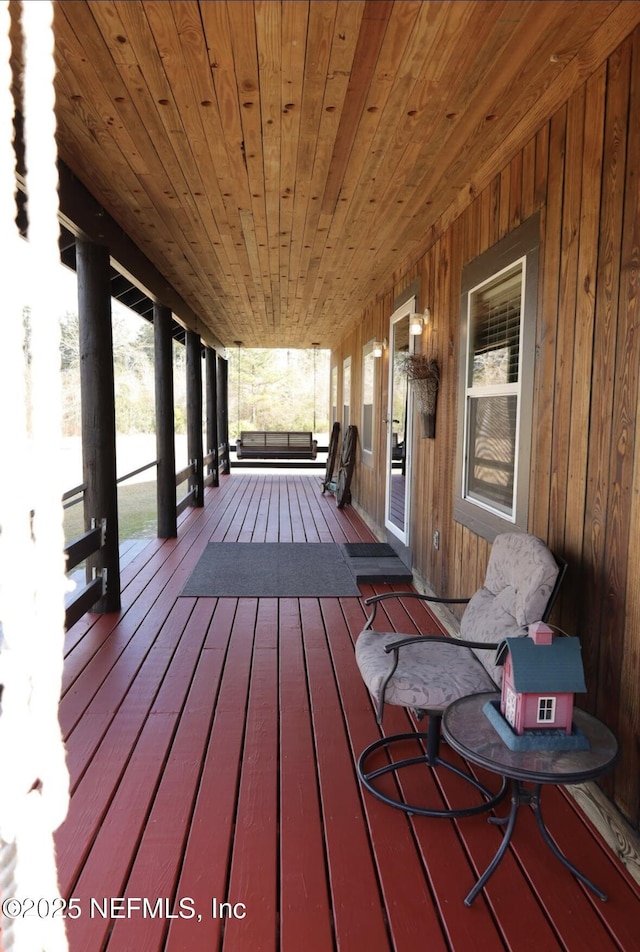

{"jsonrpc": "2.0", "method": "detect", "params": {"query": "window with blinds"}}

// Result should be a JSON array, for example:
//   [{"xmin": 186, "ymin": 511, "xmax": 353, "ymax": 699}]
[
  {"xmin": 470, "ymin": 263, "xmax": 523, "ymax": 388},
  {"xmin": 454, "ymin": 213, "xmax": 539, "ymax": 540},
  {"xmin": 362, "ymin": 342, "xmax": 375, "ymax": 457},
  {"xmin": 464, "ymin": 259, "xmax": 525, "ymax": 519}
]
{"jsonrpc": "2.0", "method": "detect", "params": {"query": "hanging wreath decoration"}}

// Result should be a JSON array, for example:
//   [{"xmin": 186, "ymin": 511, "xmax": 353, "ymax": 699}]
[{"xmin": 399, "ymin": 353, "xmax": 440, "ymax": 439}]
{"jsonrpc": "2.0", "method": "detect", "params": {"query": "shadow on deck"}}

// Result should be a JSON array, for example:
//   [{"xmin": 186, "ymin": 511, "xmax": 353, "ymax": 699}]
[{"xmin": 55, "ymin": 473, "xmax": 640, "ymax": 951}]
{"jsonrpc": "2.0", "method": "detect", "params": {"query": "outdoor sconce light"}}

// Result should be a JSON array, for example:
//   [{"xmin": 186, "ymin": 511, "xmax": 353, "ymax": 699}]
[
  {"xmin": 372, "ymin": 339, "xmax": 384, "ymax": 358},
  {"xmin": 409, "ymin": 308, "xmax": 431, "ymax": 335}
]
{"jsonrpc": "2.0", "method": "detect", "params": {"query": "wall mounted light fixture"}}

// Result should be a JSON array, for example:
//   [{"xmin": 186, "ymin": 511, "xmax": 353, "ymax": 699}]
[
  {"xmin": 372, "ymin": 339, "xmax": 384, "ymax": 357},
  {"xmin": 409, "ymin": 307, "xmax": 431, "ymax": 335}
]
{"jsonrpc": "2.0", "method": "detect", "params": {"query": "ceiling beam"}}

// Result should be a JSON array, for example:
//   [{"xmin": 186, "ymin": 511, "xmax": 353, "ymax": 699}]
[{"xmin": 56, "ymin": 160, "xmax": 225, "ymax": 351}]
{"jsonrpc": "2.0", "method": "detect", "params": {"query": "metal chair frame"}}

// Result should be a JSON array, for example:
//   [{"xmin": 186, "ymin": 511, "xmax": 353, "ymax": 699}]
[{"xmin": 357, "ymin": 552, "xmax": 568, "ymax": 818}]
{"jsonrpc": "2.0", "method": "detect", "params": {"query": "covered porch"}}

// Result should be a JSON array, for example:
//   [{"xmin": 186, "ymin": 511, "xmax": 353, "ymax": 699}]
[
  {"xmin": 4, "ymin": 4, "xmax": 640, "ymax": 950},
  {"xmin": 56, "ymin": 473, "xmax": 640, "ymax": 952}
]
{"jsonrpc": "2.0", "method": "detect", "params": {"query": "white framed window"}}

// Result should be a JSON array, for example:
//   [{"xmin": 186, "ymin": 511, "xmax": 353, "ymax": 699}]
[
  {"xmin": 463, "ymin": 259, "xmax": 524, "ymax": 518},
  {"xmin": 537, "ymin": 697, "xmax": 556, "ymax": 723},
  {"xmin": 361, "ymin": 341, "xmax": 376, "ymax": 458},
  {"xmin": 331, "ymin": 364, "xmax": 338, "ymax": 425},
  {"xmin": 504, "ymin": 687, "xmax": 517, "ymax": 727},
  {"xmin": 342, "ymin": 356, "xmax": 351, "ymax": 429},
  {"xmin": 455, "ymin": 214, "xmax": 539, "ymax": 541}
]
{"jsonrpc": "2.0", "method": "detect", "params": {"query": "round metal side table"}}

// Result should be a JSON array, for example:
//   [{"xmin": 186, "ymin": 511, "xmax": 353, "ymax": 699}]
[{"xmin": 442, "ymin": 691, "xmax": 619, "ymax": 906}]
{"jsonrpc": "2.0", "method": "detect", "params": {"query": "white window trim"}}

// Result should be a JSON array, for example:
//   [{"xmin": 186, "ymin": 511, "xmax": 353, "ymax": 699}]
[
  {"xmin": 461, "ymin": 257, "xmax": 526, "ymax": 522},
  {"xmin": 331, "ymin": 364, "xmax": 338, "ymax": 426},
  {"xmin": 454, "ymin": 213, "xmax": 540, "ymax": 542},
  {"xmin": 537, "ymin": 696, "xmax": 557, "ymax": 723},
  {"xmin": 342, "ymin": 355, "xmax": 351, "ymax": 430},
  {"xmin": 361, "ymin": 340, "xmax": 376, "ymax": 462}
]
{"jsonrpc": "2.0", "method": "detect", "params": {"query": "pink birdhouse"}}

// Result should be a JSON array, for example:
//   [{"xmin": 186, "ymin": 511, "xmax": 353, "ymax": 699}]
[{"xmin": 496, "ymin": 623, "xmax": 586, "ymax": 736}]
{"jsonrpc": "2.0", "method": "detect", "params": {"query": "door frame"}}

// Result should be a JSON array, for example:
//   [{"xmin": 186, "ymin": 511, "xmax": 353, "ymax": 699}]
[{"xmin": 385, "ymin": 295, "xmax": 416, "ymax": 546}]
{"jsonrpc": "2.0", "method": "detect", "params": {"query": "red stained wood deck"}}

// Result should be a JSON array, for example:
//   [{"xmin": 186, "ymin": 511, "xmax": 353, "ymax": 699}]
[{"xmin": 52, "ymin": 473, "xmax": 640, "ymax": 952}]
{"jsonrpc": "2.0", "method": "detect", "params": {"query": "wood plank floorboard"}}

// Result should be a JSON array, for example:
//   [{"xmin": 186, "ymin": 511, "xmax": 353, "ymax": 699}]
[{"xmin": 41, "ymin": 474, "xmax": 640, "ymax": 952}]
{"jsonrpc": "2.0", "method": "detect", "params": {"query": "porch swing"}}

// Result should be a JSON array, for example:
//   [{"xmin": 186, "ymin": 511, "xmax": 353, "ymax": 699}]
[{"xmin": 233, "ymin": 344, "xmax": 319, "ymax": 462}]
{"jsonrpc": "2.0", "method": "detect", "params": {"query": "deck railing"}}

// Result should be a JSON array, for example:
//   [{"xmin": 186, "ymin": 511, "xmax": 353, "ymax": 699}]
[
  {"xmin": 63, "ymin": 448, "xmax": 226, "ymax": 626},
  {"xmin": 175, "ymin": 461, "xmax": 196, "ymax": 515},
  {"xmin": 204, "ymin": 449, "xmax": 218, "ymax": 487},
  {"xmin": 64, "ymin": 517, "xmax": 107, "ymax": 630},
  {"xmin": 64, "ymin": 460, "xmax": 158, "ymax": 628}
]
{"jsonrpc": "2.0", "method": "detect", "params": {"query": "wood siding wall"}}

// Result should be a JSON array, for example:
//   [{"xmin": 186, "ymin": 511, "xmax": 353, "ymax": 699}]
[{"xmin": 333, "ymin": 25, "xmax": 640, "ymax": 831}]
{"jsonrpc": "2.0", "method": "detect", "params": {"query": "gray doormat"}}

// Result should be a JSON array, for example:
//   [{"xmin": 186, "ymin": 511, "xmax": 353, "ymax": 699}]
[
  {"xmin": 180, "ymin": 542, "xmax": 361, "ymax": 597},
  {"xmin": 341, "ymin": 542, "xmax": 413, "ymax": 584}
]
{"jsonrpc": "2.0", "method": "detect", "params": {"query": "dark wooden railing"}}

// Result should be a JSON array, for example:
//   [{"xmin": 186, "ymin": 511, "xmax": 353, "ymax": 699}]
[
  {"xmin": 63, "ymin": 481, "xmax": 86, "ymax": 510},
  {"xmin": 204, "ymin": 449, "xmax": 217, "ymax": 488},
  {"xmin": 218, "ymin": 440, "xmax": 230, "ymax": 475},
  {"xmin": 118, "ymin": 459, "xmax": 158, "ymax": 484},
  {"xmin": 64, "ymin": 518, "xmax": 107, "ymax": 630},
  {"xmin": 63, "ymin": 448, "xmax": 227, "ymax": 625},
  {"xmin": 63, "ymin": 460, "xmax": 157, "ymax": 628},
  {"xmin": 175, "ymin": 461, "xmax": 196, "ymax": 515}
]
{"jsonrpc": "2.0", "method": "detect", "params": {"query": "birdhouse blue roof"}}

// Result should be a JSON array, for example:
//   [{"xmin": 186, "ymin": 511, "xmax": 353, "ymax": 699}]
[{"xmin": 495, "ymin": 636, "xmax": 587, "ymax": 694}]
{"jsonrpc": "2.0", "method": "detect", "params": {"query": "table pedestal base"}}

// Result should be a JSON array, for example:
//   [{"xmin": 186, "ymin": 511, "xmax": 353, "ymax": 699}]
[
  {"xmin": 464, "ymin": 781, "xmax": 609, "ymax": 906},
  {"xmin": 358, "ymin": 725, "xmax": 508, "ymax": 819}
]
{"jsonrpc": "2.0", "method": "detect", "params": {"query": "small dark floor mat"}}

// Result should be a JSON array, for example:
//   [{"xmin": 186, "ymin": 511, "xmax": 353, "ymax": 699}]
[
  {"xmin": 341, "ymin": 543, "xmax": 413, "ymax": 583},
  {"xmin": 342, "ymin": 542, "xmax": 398, "ymax": 558}
]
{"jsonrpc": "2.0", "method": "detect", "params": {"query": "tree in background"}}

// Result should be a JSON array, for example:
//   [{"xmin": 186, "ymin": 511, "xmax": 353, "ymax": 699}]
[
  {"xmin": 227, "ymin": 347, "xmax": 330, "ymax": 440},
  {"xmin": 59, "ymin": 307, "xmax": 330, "ymax": 443},
  {"xmin": 59, "ymin": 310, "xmax": 82, "ymax": 436},
  {"xmin": 59, "ymin": 307, "xmax": 158, "ymax": 436}
]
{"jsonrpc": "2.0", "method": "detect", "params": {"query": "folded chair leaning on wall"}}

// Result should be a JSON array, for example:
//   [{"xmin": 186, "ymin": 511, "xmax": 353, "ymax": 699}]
[{"xmin": 355, "ymin": 532, "xmax": 566, "ymax": 818}]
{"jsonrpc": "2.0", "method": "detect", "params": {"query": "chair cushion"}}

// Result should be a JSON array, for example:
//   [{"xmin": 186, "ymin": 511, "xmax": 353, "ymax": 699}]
[
  {"xmin": 461, "ymin": 532, "xmax": 560, "ymax": 684},
  {"xmin": 460, "ymin": 587, "xmax": 525, "ymax": 685},
  {"xmin": 482, "ymin": 532, "xmax": 559, "ymax": 627},
  {"xmin": 355, "ymin": 630, "xmax": 496, "ymax": 714}
]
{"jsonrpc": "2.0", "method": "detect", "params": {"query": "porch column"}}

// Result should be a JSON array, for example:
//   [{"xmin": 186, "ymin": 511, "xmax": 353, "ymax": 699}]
[
  {"xmin": 76, "ymin": 238, "xmax": 121, "ymax": 612},
  {"xmin": 205, "ymin": 347, "xmax": 219, "ymax": 488},
  {"xmin": 217, "ymin": 354, "xmax": 231, "ymax": 474},
  {"xmin": 186, "ymin": 329, "xmax": 204, "ymax": 506},
  {"xmin": 154, "ymin": 303, "xmax": 177, "ymax": 537}
]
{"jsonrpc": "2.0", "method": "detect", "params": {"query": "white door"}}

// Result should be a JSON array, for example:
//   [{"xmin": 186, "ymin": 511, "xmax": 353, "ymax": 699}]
[{"xmin": 385, "ymin": 299, "xmax": 416, "ymax": 545}]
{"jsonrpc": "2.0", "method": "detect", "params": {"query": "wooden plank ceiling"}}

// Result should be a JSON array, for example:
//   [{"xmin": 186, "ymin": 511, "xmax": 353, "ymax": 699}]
[{"xmin": 14, "ymin": 1, "xmax": 633, "ymax": 349}]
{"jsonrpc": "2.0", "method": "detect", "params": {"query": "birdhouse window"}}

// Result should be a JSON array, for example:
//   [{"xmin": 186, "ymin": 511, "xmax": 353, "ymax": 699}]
[
  {"xmin": 504, "ymin": 687, "xmax": 517, "ymax": 727},
  {"xmin": 537, "ymin": 697, "xmax": 556, "ymax": 723}
]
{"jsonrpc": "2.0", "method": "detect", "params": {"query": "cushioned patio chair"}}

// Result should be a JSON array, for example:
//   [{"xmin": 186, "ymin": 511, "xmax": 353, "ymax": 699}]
[{"xmin": 355, "ymin": 532, "xmax": 566, "ymax": 818}]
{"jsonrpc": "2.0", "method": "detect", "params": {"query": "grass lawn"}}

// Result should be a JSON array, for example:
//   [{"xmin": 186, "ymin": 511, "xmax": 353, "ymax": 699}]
[{"xmin": 64, "ymin": 479, "xmax": 157, "ymax": 548}]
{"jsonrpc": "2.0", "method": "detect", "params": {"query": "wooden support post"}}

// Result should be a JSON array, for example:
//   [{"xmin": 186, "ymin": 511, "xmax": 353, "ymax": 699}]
[
  {"xmin": 77, "ymin": 238, "xmax": 121, "ymax": 612},
  {"xmin": 205, "ymin": 347, "xmax": 219, "ymax": 487},
  {"xmin": 154, "ymin": 303, "xmax": 177, "ymax": 537},
  {"xmin": 186, "ymin": 330, "xmax": 204, "ymax": 506},
  {"xmin": 217, "ymin": 354, "xmax": 231, "ymax": 474}
]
